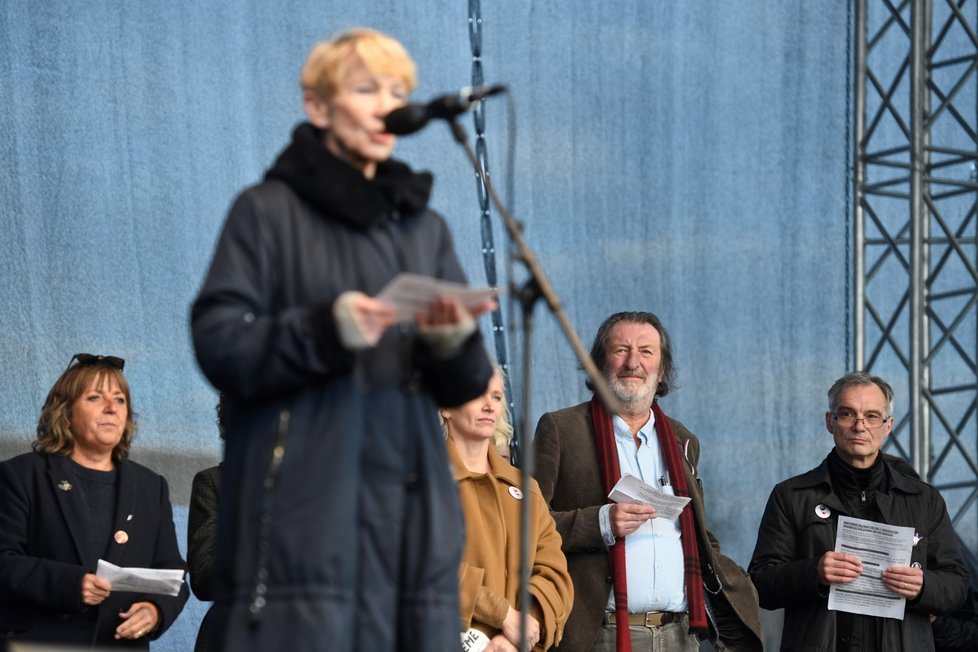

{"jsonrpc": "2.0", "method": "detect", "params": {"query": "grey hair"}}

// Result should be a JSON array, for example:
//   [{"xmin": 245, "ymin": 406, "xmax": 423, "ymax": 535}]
[
  {"xmin": 827, "ymin": 371, "xmax": 894, "ymax": 416},
  {"xmin": 585, "ymin": 311, "xmax": 676, "ymax": 398}
]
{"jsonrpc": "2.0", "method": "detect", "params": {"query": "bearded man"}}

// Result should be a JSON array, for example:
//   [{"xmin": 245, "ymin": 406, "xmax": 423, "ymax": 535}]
[{"xmin": 534, "ymin": 311, "xmax": 761, "ymax": 652}]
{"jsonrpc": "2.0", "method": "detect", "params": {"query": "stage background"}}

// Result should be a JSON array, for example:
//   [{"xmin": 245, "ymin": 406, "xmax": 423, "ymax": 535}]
[{"xmin": 3, "ymin": 1, "xmax": 859, "ymax": 649}]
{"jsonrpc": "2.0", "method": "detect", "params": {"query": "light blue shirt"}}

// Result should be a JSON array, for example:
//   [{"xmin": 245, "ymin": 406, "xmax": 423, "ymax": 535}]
[{"xmin": 601, "ymin": 410, "xmax": 687, "ymax": 613}]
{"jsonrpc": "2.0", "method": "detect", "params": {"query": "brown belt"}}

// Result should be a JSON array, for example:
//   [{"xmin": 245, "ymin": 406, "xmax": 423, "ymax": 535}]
[{"xmin": 607, "ymin": 611, "xmax": 685, "ymax": 628}]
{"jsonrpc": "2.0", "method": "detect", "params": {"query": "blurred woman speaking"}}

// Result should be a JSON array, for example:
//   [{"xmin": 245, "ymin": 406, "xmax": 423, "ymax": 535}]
[
  {"xmin": 0, "ymin": 353, "xmax": 188, "ymax": 648},
  {"xmin": 191, "ymin": 28, "xmax": 493, "ymax": 651},
  {"xmin": 443, "ymin": 369, "xmax": 573, "ymax": 652}
]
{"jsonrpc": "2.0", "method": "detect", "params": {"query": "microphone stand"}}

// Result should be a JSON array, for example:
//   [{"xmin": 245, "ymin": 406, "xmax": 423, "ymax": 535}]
[{"xmin": 447, "ymin": 117, "xmax": 619, "ymax": 652}]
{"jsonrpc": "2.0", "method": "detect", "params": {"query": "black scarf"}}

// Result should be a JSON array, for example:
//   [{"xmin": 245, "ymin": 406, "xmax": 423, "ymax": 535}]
[
  {"xmin": 828, "ymin": 449, "xmax": 887, "ymax": 518},
  {"xmin": 265, "ymin": 122, "xmax": 433, "ymax": 231},
  {"xmin": 828, "ymin": 449, "xmax": 886, "ymax": 652}
]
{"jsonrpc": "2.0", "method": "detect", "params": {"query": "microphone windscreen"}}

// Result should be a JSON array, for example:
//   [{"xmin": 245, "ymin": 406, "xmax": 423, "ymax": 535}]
[{"xmin": 384, "ymin": 104, "xmax": 429, "ymax": 136}]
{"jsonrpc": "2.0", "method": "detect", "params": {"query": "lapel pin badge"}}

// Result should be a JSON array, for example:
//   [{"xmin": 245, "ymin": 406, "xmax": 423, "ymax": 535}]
[
  {"xmin": 508, "ymin": 486, "xmax": 523, "ymax": 500},
  {"xmin": 58, "ymin": 480, "xmax": 72, "ymax": 492},
  {"xmin": 114, "ymin": 530, "xmax": 129, "ymax": 545},
  {"xmin": 814, "ymin": 504, "xmax": 831, "ymax": 519}
]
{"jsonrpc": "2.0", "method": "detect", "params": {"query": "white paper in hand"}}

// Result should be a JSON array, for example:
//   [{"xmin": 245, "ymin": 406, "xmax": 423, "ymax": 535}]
[
  {"xmin": 378, "ymin": 273, "xmax": 498, "ymax": 323},
  {"xmin": 96, "ymin": 559, "xmax": 185, "ymax": 597},
  {"xmin": 827, "ymin": 516, "xmax": 914, "ymax": 620},
  {"xmin": 607, "ymin": 473, "xmax": 691, "ymax": 521}
]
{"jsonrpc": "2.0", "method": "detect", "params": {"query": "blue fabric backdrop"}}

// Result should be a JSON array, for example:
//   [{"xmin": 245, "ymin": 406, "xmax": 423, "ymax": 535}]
[{"xmin": 2, "ymin": 1, "xmax": 860, "ymax": 648}]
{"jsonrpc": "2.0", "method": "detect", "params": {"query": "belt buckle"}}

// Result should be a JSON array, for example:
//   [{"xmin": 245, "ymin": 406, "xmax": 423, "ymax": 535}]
[{"xmin": 644, "ymin": 612, "xmax": 663, "ymax": 627}]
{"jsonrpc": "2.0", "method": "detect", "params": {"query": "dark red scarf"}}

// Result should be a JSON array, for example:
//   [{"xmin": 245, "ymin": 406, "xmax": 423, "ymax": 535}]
[{"xmin": 590, "ymin": 396, "xmax": 707, "ymax": 651}]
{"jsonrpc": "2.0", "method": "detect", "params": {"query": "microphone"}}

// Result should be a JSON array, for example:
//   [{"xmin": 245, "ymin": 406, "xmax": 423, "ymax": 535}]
[{"xmin": 384, "ymin": 83, "xmax": 507, "ymax": 136}]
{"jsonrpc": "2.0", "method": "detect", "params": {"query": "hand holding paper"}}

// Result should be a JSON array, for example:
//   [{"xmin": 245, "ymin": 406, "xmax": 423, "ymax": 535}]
[
  {"xmin": 96, "ymin": 559, "xmax": 185, "ymax": 597},
  {"xmin": 607, "ymin": 473, "xmax": 691, "ymax": 521},
  {"xmin": 610, "ymin": 502, "xmax": 657, "ymax": 538},
  {"xmin": 826, "ymin": 516, "xmax": 914, "ymax": 620},
  {"xmin": 377, "ymin": 273, "xmax": 498, "ymax": 323}
]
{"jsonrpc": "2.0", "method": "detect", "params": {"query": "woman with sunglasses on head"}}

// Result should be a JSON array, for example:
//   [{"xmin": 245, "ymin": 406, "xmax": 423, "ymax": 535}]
[{"xmin": 0, "ymin": 354, "xmax": 189, "ymax": 648}]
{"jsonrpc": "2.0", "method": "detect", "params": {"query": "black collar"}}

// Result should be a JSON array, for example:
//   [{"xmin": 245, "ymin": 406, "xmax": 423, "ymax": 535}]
[{"xmin": 265, "ymin": 122, "xmax": 433, "ymax": 230}]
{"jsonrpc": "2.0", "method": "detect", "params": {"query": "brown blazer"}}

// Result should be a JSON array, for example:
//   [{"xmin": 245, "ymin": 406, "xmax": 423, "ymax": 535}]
[{"xmin": 533, "ymin": 402, "xmax": 762, "ymax": 651}]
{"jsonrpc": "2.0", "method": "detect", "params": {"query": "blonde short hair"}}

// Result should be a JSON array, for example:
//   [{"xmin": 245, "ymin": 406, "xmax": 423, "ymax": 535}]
[
  {"xmin": 300, "ymin": 28, "xmax": 417, "ymax": 100},
  {"xmin": 491, "ymin": 396, "xmax": 515, "ymax": 456}
]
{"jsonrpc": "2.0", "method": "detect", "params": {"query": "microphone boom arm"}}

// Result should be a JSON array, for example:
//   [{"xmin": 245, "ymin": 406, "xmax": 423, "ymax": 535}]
[
  {"xmin": 447, "ymin": 116, "xmax": 619, "ymax": 652},
  {"xmin": 446, "ymin": 118, "xmax": 619, "ymax": 415}
]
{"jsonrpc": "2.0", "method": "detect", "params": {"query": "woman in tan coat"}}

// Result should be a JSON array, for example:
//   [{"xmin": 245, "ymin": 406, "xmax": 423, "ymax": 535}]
[{"xmin": 443, "ymin": 369, "xmax": 573, "ymax": 651}]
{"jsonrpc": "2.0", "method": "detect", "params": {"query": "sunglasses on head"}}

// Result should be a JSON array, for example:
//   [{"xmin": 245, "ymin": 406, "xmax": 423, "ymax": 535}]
[{"xmin": 66, "ymin": 353, "xmax": 126, "ymax": 371}]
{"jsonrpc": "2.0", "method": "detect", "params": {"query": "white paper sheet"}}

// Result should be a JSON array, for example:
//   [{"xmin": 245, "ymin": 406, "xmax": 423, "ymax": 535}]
[
  {"xmin": 96, "ymin": 559, "xmax": 185, "ymax": 597},
  {"xmin": 607, "ymin": 473, "xmax": 692, "ymax": 521},
  {"xmin": 377, "ymin": 273, "xmax": 498, "ymax": 323},
  {"xmin": 827, "ymin": 515, "xmax": 914, "ymax": 620}
]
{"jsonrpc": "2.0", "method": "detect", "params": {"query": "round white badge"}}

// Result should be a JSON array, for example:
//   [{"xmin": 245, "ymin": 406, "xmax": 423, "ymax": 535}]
[
  {"xmin": 814, "ymin": 504, "xmax": 831, "ymax": 519},
  {"xmin": 508, "ymin": 486, "xmax": 523, "ymax": 500}
]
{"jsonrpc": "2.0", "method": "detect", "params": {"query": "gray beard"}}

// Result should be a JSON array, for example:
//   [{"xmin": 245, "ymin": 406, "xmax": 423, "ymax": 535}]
[{"xmin": 609, "ymin": 376, "xmax": 656, "ymax": 415}]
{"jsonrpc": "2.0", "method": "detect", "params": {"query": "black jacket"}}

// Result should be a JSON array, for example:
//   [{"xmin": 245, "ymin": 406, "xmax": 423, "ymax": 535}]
[
  {"xmin": 187, "ymin": 464, "xmax": 221, "ymax": 652},
  {"xmin": 0, "ymin": 451, "xmax": 189, "ymax": 648},
  {"xmin": 932, "ymin": 588, "xmax": 978, "ymax": 652},
  {"xmin": 749, "ymin": 452, "xmax": 969, "ymax": 651},
  {"xmin": 190, "ymin": 124, "xmax": 492, "ymax": 651}
]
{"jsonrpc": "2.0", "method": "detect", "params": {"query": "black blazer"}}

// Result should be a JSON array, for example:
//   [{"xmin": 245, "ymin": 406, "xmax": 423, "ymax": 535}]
[
  {"xmin": 0, "ymin": 451, "xmax": 189, "ymax": 648},
  {"xmin": 187, "ymin": 464, "xmax": 222, "ymax": 652}
]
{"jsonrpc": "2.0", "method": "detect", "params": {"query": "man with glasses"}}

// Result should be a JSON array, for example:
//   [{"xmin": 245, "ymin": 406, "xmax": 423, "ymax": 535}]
[{"xmin": 749, "ymin": 371, "xmax": 968, "ymax": 650}]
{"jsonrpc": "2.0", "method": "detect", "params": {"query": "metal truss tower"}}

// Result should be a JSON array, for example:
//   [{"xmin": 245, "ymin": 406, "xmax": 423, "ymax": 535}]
[{"xmin": 854, "ymin": 0, "xmax": 978, "ymax": 568}]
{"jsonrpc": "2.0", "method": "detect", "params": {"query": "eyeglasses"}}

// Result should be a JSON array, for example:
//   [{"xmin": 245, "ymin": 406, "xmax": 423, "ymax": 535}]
[
  {"xmin": 832, "ymin": 409, "xmax": 889, "ymax": 430},
  {"xmin": 66, "ymin": 353, "xmax": 125, "ymax": 371}
]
